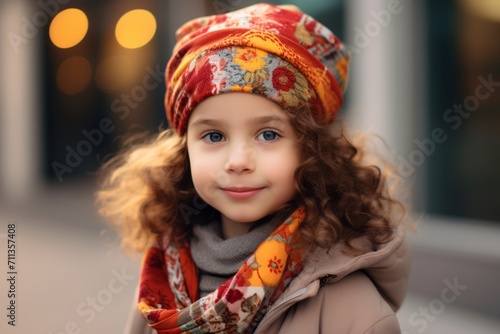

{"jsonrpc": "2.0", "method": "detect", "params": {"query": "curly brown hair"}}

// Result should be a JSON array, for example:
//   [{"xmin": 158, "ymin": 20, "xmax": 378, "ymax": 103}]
[{"xmin": 96, "ymin": 105, "xmax": 404, "ymax": 256}]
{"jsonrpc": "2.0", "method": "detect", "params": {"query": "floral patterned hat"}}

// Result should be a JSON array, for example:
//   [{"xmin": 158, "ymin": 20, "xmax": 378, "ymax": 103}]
[{"xmin": 165, "ymin": 3, "xmax": 350, "ymax": 135}]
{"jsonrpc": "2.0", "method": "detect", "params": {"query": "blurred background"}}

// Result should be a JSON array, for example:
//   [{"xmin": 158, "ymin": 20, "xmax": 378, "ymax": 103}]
[{"xmin": 0, "ymin": 0, "xmax": 499, "ymax": 333}]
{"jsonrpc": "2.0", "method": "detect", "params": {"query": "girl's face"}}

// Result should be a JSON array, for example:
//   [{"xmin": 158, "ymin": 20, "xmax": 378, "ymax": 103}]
[{"xmin": 186, "ymin": 92, "xmax": 300, "ymax": 238}]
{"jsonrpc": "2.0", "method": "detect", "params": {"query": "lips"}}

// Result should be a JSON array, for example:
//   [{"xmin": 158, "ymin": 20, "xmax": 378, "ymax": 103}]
[{"xmin": 222, "ymin": 187, "xmax": 264, "ymax": 200}]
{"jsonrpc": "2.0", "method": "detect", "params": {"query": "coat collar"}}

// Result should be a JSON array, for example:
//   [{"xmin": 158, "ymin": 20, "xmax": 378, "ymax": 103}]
[{"xmin": 264, "ymin": 223, "xmax": 410, "ymax": 319}]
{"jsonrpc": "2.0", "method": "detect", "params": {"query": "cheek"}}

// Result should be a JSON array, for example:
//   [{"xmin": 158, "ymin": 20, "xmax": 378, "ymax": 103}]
[
  {"xmin": 188, "ymin": 149, "xmax": 208, "ymax": 181},
  {"xmin": 188, "ymin": 147, "xmax": 226, "ymax": 191},
  {"xmin": 284, "ymin": 147, "xmax": 301, "ymax": 187},
  {"xmin": 262, "ymin": 147, "xmax": 300, "ymax": 183},
  {"xmin": 188, "ymin": 155, "xmax": 210, "ymax": 201}
]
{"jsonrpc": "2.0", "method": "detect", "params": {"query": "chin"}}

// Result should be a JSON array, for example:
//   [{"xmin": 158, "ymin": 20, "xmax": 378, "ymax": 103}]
[{"xmin": 224, "ymin": 211, "xmax": 269, "ymax": 224}]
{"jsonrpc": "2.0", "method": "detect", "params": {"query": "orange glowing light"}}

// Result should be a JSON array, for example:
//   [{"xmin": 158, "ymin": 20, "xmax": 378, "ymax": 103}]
[
  {"xmin": 115, "ymin": 9, "xmax": 157, "ymax": 49},
  {"xmin": 56, "ymin": 56, "xmax": 92, "ymax": 95},
  {"xmin": 49, "ymin": 8, "xmax": 89, "ymax": 49}
]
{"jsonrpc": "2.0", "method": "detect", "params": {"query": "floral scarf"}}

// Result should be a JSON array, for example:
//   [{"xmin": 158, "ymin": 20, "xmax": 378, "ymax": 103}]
[{"xmin": 138, "ymin": 207, "xmax": 305, "ymax": 333}]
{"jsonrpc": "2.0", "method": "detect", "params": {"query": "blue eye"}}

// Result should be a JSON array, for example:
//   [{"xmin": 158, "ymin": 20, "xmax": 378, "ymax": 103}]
[
  {"xmin": 258, "ymin": 130, "xmax": 279, "ymax": 141},
  {"xmin": 203, "ymin": 132, "xmax": 224, "ymax": 143}
]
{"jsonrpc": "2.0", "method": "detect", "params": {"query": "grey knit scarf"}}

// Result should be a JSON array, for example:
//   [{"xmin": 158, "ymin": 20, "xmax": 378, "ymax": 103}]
[{"xmin": 190, "ymin": 217, "xmax": 282, "ymax": 297}]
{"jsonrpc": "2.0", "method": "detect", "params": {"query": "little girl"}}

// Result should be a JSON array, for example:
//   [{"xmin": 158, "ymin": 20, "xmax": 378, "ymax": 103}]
[{"xmin": 97, "ymin": 3, "xmax": 410, "ymax": 333}]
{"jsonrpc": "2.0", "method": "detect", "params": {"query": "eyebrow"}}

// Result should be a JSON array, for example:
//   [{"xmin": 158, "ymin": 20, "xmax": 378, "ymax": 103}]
[
  {"xmin": 190, "ymin": 115, "xmax": 288, "ymax": 128},
  {"xmin": 252, "ymin": 115, "xmax": 288, "ymax": 125}
]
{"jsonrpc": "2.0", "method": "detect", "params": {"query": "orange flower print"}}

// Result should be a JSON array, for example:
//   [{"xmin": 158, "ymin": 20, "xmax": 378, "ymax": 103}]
[
  {"xmin": 233, "ymin": 48, "xmax": 267, "ymax": 72},
  {"xmin": 294, "ymin": 23, "xmax": 313, "ymax": 46},
  {"xmin": 335, "ymin": 57, "xmax": 348, "ymax": 85},
  {"xmin": 253, "ymin": 239, "xmax": 288, "ymax": 287},
  {"xmin": 272, "ymin": 67, "xmax": 296, "ymax": 91},
  {"xmin": 268, "ymin": 256, "xmax": 284, "ymax": 275}
]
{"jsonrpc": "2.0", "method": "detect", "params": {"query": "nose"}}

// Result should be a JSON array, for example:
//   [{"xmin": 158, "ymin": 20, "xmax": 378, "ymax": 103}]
[{"xmin": 224, "ymin": 142, "xmax": 255, "ymax": 174}]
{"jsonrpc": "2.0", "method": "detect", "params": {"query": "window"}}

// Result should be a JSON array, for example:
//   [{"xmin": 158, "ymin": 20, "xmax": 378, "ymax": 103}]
[{"xmin": 425, "ymin": 0, "xmax": 500, "ymax": 222}]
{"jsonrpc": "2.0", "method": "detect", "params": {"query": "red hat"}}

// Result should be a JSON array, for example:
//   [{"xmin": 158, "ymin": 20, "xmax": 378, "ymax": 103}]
[{"xmin": 165, "ymin": 3, "xmax": 350, "ymax": 135}]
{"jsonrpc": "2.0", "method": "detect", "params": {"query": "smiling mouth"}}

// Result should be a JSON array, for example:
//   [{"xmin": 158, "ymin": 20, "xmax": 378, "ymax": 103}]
[{"xmin": 222, "ymin": 187, "xmax": 264, "ymax": 200}]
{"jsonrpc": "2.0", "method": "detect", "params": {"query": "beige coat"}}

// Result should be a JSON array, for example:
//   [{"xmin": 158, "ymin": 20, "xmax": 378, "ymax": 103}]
[
  {"xmin": 255, "ymin": 224, "xmax": 410, "ymax": 333},
  {"xmin": 124, "ymin": 225, "xmax": 410, "ymax": 334}
]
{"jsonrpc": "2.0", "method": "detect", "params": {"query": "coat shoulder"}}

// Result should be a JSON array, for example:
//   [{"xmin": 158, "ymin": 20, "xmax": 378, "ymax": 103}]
[{"xmin": 278, "ymin": 271, "xmax": 402, "ymax": 334}]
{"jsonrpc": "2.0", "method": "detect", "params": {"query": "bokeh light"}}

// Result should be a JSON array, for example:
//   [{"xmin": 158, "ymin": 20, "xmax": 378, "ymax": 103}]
[
  {"xmin": 95, "ymin": 55, "xmax": 135, "ymax": 92},
  {"xmin": 466, "ymin": 0, "xmax": 500, "ymax": 21},
  {"xmin": 56, "ymin": 56, "xmax": 92, "ymax": 95},
  {"xmin": 115, "ymin": 9, "xmax": 157, "ymax": 49},
  {"xmin": 49, "ymin": 8, "xmax": 89, "ymax": 49}
]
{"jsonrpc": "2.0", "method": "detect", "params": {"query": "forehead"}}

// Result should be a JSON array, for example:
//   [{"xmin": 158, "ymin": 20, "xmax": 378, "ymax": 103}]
[{"xmin": 188, "ymin": 92, "xmax": 289, "ymax": 126}]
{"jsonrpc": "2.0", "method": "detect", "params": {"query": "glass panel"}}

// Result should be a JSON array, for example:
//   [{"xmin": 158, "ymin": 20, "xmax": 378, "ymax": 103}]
[{"xmin": 426, "ymin": 0, "xmax": 500, "ymax": 222}]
